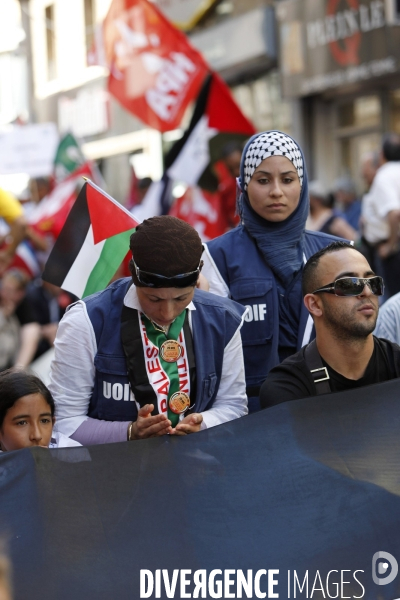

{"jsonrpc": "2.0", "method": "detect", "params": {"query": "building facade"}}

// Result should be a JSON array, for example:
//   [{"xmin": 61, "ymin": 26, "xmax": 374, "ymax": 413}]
[
  {"xmin": 28, "ymin": 0, "xmax": 163, "ymax": 203},
  {"xmin": 277, "ymin": 0, "xmax": 400, "ymax": 192},
  {"xmin": 190, "ymin": 2, "xmax": 292, "ymax": 134},
  {"xmin": 26, "ymin": 0, "xmax": 293, "ymax": 202},
  {"xmin": 14, "ymin": 0, "xmax": 400, "ymax": 200},
  {"xmin": 0, "ymin": 0, "xmax": 32, "ymax": 195},
  {"xmin": 0, "ymin": 0, "xmax": 28, "ymax": 126}
]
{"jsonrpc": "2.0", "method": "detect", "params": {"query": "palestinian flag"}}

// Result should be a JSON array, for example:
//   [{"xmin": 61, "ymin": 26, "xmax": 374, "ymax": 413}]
[
  {"xmin": 43, "ymin": 181, "xmax": 139, "ymax": 298},
  {"xmin": 165, "ymin": 71, "xmax": 256, "ymax": 188},
  {"xmin": 132, "ymin": 72, "xmax": 256, "ymax": 230}
]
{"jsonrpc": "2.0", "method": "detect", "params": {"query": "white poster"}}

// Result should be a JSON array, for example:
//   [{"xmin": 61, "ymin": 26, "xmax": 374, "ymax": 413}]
[{"xmin": 0, "ymin": 122, "xmax": 59, "ymax": 177}]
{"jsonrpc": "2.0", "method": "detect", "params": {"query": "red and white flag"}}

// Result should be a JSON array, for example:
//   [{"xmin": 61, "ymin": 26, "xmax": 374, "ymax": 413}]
[
  {"xmin": 169, "ymin": 186, "xmax": 225, "ymax": 242},
  {"xmin": 165, "ymin": 72, "xmax": 256, "ymax": 186},
  {"xmin": 133, "ymin": 73, "xmax": 256, "ymax": 240},
  {"xmin": 101, "ymin": 0, "xmax": 209, "ymax": 132}
]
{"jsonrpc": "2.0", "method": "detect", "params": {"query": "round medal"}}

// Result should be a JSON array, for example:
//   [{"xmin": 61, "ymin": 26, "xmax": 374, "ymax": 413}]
[
  {"xmin": 169, "ymin": 392, "xmax": 190, "ymax": 414},
  {"xmin": 160, "ymin": 340, "xmax": 183, "ymax": 363}
]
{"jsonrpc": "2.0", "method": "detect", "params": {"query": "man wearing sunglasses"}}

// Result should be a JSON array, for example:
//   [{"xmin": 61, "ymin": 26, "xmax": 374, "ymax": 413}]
[
  {"xmin": 260, "ymin": 241, "xmax": 400, "ymax": 407},
  {"xmin": 49, "ymin": 216, "xmax": 248, "ymax": 445}
]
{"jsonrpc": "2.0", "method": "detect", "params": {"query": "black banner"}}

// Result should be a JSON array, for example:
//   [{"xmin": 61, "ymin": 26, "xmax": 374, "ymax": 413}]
[{"xmin": 1, "ymin": 379, "xmax": 400, "ymax": 599}]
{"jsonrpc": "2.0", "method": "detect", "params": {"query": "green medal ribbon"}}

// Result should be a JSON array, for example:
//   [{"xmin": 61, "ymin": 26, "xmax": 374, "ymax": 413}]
[{"xmin": 141, "ymin": 310, "xmax": 187, "ymax": 427}]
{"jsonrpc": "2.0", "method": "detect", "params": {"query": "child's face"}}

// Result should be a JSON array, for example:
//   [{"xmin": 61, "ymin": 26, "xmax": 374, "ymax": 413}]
[{"xmin": 0, "ymin": 393, "xmax": 55, "ymax": 451}]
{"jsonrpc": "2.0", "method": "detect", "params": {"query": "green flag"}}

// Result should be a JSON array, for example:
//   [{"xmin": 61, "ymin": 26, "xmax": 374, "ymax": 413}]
[{"xmin": 54, "ymin": 133, "xmax": 86, "ymax": 183}]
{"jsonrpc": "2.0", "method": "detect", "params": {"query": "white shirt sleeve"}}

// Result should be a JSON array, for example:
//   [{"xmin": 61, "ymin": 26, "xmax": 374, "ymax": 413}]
[
  {"xmin": 200, "ymin": 318, "xmax": 248, "ymax": 429},
  {"xmin": 49, "ymin": 301, "xmax": 135, "ymax": 444},
  {"xmin": 374, "ymin": 293, "xmax": 400, "ymax": 345},
  {"xmin": 370, "ymin": 168, "xmax": 400, "ymax": 219},
  {"xmin": 49, "ymin": 302, "xmax": 97, "ymax": 437},
  {"xmin": 202, "ymin": 244, "xmax": 230, "ymax": 297},
  {"xmin": 50, "ymin": 431, "xmax": 82, "ymax": 448},
  {"xmin": 50, "ymin": 293, "xmax": 248, "ymax": 438}
]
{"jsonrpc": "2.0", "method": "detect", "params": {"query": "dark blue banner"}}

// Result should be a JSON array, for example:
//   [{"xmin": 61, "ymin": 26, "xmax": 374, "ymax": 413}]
[{"xmin": 1, "ymin": 378, "xmax": 400, "ymax": 599}]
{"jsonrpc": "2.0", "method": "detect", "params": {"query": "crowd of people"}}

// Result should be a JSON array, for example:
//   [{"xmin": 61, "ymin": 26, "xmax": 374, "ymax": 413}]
[{"xmin": 0, "ymin": 129, "xmax": 400, "ymax": 452}]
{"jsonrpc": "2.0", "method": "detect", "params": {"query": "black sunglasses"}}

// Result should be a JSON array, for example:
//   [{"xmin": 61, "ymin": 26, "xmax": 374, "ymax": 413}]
[
  {"xmin": 312, "ymin": 276, "xmax": 384, "ymax": 297},
  {"xmin": 132, "ymin": 258, "xmax": 202, "ymax": 288}
]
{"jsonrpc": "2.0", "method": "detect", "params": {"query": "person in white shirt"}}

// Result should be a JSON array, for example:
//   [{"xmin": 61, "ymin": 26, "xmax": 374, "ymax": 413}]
[
  {"xmin": 0, "ymin": 369, "xmax": 80, "ymax": 452},
  {"xmin": 49, "ymin": 216, "xmax": 248, "ymax": 446},
  {"xmin": 362, "ymin": 133, "xmax": 400, "ymax": 297},
  {"xmin": 374, "ymin": 290, "xmax": 400, "ymax": 345}
]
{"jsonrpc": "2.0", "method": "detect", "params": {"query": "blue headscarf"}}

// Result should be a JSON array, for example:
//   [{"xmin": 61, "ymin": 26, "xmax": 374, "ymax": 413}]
[{"xmin": 237, "ymin": 130, "xmax": 309, "ymax": 288}]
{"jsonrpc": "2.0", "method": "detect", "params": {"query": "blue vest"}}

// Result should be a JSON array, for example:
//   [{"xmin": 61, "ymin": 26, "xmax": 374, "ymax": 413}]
[
  {"xmin": 207, "ymin": 227, "xmax": 341, "ymax": 391},
  {"xmin": 82, "ymin": 278, "xmax": 245, "ymax": 422}
]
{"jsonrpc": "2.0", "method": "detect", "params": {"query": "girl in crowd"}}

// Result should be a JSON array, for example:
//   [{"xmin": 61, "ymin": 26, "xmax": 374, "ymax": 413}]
[
  {"xmin": 0, "ymin": 369, "xmax": 80, "ymax": 451},
  {"xmin": 202, "ymin": 131, "xmax": 341, "ymax": 412}
]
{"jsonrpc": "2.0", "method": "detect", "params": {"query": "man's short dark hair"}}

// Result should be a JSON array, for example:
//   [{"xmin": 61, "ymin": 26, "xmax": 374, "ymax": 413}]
[
  {"xmin": 302, "ymin": 241, "xmax": 359, "ymax": 296},
  {"xmin": 382, "ymin": 133, "xmax": 400, "ymax": 162},
  {"xmin": 129, "ymin": 215, "xmax": 203, "ymax": 287}
]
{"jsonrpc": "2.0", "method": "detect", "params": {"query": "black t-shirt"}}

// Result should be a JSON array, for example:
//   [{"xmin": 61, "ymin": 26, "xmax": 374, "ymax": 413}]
[
  {"xmin": 15, "ymin": 282, "xmax": 75, "ymax": 327},
  {"xmin": 260, "ymin": 337, "xmax": 400, "ymax": 408},
  {"xmin": 15, "ymin": 295, "xmax": 39, "ymax": 326}
]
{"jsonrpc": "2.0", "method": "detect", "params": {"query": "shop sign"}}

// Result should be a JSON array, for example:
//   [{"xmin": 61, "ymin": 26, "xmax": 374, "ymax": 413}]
[
  {"xmin": 154, "ymin": 0, "xmax": 219, "ymax": 30},
  {"xmin": 190, "ymin": 7, "xmax": 276, "ymax": 74},
  {"xmin": 277, "ymin": 0, "xmax": 400, "ymax": 97}
]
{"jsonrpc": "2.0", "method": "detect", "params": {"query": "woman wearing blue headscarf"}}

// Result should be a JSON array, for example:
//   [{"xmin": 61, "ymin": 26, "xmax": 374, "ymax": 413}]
[{"xmin": 202, "ymin": 131, "xmax": 341, "ymax": 412}]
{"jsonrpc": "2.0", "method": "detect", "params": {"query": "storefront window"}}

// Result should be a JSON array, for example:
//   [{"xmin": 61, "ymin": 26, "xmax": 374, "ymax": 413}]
[
  {"xmin": 335, "ymin": 94, "xmax": 382, "ymax": 192},
  {"xmin": 390, "ymin": 90, "xmax": 400, "ymax": 134},
  {"xmin": 339, "ymin": 132, "xmax": 381, "ymax": 193},
  {"xmin": 338, "ymin": 96, "xmax": 381, "ymax": 129},
  {"xmin": 338, "ymin": 102, "xmax": 354, "ymax": 128},
  {"xmin": 232, "ymin": 71, "xmax": 292, "ymax": 134}
]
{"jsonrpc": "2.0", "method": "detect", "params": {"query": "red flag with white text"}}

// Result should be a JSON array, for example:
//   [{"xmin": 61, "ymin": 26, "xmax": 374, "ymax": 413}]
[{"xmin": 103, "ymin": 0, "xmax": 209, "ymax": 132}]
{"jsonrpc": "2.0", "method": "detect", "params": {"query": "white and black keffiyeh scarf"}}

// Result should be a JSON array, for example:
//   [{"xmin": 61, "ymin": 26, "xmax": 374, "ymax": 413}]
[
  {"xmin": 237, "ymin": 130, "xmax": 309, "ymax": 289},
  {"xmin": 243, "ymin": 131, "xmax": 304, "ymax": 190}
]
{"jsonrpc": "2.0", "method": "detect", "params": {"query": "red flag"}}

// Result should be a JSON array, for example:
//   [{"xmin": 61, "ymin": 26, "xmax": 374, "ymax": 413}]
[
  {"xmin": 206, "ymin": 72, "xmax": 256, "ymax": 135},
  {"xmin": 170, "ymin": 186, "xmax": 226, "ymax": 242},
  {"xmin": 29, "ymin": 163, "xmax": 93, "ymax": 240},
  {"xmin": 103, "ymin": 0, "xmax": 209, "ymax": 132},
  {"xmin": 164, "ymin": 73, "xmax": 255, "ymax": 189},
  {"xmin": 125, "ymin": 164, "xmax": 140, "ymax": 209},
  {"xmin": 133, "ymin": 73, "xmax": 256, "ymax": 237},
  {"xmin": 137, "ymin": 74, "xmax": 253, "ymax": 239}
]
